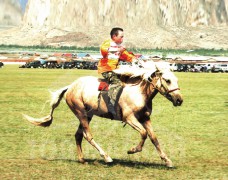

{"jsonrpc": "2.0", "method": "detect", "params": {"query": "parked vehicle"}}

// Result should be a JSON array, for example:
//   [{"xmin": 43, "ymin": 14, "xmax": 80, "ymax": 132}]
[
  {"xmin": 19, "ymin": 60, "xmax": 48, "ymax": 68},
  {"xmin": 176, "ymin": 64, "xmax": 188, "ymax": 72},
  {"xmin": 194, "ymin": 63, "xmax": 213, "ymax": 72},
  {"xmin": 26, "ymin": 61, "xmax": 42, "ymax": 68},
  {"xmin": 188, "ymin": 64, "xmax": 200, "ymax": 72},
  {"xmin": 19, "ymin": 62, "xmax": 29, "ymax": 68},
  {"xmin": 88, "ymin": 62, "xmax": 98, "ymax": 70},
  {"xmin": 212, "ymin": 64, "xmax": 228, "ymax": 73},
  {"xmin": 220, "ymin": 64, "xmax": 228, "ymax": 72},
  {"xmin": 0, "ymin": 61, "xmax": 4, "ymax": 68},
  {"xmin": 42, "ymin": 61, "xmax": 59, "ymax": 68},
  {"xmin": 60, "ymin": 62, "xmax": 75, "ymax": 69},
  {"xmin": 169, "ymin": 63, "xmax": 178, "ymax": 71},
  {"xmin": 73, "ymin": 60, "xmax": 84, "ymax": 69}
]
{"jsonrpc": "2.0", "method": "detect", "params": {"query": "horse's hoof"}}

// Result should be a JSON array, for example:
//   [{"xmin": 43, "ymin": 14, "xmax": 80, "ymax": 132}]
[
  {"xmin": 127, "ymin": 147, "xmax": 136, "ymax": 154},
  {"xmin": 101, "ymin": 154, "xmax": 113, "ymax": 163},
  {"xmin": 79, "ymin": 158, "xmax": 86, "ymax": 164},
  {"xmin": 127, "ymin": 150, "xmax": 134, "ymax": 154},
  {"xmin": 105, "ymin": 156, "xmax": 113, "ymax": 163},
  {"xmin": 127, "ymin": 147, "xmax": 141, "ymax": 154},
  {"xmin": 166, "ymin": 161, "xmax": 173, "ymax": 168}
]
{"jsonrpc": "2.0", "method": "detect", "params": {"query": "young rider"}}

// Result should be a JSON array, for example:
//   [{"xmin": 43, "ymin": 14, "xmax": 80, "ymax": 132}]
[{"xmin": 98, "ymin": 27, "xmax": 136, "ymax": 117}]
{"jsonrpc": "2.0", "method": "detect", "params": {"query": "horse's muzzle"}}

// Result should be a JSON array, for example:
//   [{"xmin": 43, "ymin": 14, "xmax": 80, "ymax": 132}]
[
  {"xmin": 174, "ymin": 98, "xmax": 183, "ymax": 106},
  {"xmin": 166, "ymin": 93, "xmax": 183, "ymax": 106}
]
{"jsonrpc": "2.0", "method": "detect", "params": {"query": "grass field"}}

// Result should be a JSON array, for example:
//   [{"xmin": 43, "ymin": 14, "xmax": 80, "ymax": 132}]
[{"xmin": 0, "ymin": 65, "xmax": 227, "ymax": 179}]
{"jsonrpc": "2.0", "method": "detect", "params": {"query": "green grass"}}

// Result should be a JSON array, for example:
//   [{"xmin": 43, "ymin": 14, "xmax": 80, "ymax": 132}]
[{"xmin": 0, "ymin": 65, "xmax": 227, "ymax": 179}]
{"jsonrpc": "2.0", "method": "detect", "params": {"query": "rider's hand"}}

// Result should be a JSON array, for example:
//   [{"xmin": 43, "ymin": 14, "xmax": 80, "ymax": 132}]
[
  {"xmin": 118, "ymin": 46, "xmax": 126, "ymax": 53},
  {"xmin": 131, "ymin": 58, "xmax": 138, "ymax": 67}
]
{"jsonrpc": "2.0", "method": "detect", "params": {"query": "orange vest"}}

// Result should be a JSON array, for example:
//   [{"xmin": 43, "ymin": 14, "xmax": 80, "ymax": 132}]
[{"xmin": 98, "ymin": 39, "xmax": 135, "ymax": 74}]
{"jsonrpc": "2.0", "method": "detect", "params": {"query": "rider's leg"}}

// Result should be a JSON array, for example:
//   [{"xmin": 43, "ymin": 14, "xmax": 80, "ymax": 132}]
[
  {"xmin": 108, "ymin": 73, "xmax": 123, "ymax": 116},
  {"xmin": 108, "ymin": 83, "xmax": 122, "ymax": 109},
  {"xmin": 102, "ymin": 72, "xmax": 122, "ymax": 117}
]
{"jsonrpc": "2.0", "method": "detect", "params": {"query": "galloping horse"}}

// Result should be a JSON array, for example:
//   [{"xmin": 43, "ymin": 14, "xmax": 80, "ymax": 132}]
[{"xmin": 24, "ymin": 61, "xmax": 183, "ymax": 167}]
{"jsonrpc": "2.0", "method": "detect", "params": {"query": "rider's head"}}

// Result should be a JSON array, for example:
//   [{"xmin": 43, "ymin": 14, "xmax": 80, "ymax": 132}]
[{"xmin": 110, "ymin": 27, "xmax": 124, "ymax": 44}]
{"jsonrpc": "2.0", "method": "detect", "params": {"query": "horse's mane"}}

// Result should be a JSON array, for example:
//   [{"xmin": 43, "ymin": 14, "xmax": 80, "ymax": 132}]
[{"xmin": 114, "ymin": 61, "xmax": 170, "ymax": 84}]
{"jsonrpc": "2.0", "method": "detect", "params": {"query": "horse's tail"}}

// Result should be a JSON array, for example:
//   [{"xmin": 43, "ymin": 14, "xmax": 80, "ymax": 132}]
[{"xmin": 23, "ymin": 86, "xmax": 69, "ymax": 127}]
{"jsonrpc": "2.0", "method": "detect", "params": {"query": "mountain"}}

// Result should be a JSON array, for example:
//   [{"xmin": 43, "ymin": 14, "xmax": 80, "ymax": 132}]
[
  {"xmin": 0, "ymin": 0, "xmax": 23, "ymax": 26},
  {"xmin": 0, "ymin": 0, "xmax": 227, "ymax": 49},
  {"xmin": 23, "ymin": 0, "xmax": 228, "ymax": 28}
]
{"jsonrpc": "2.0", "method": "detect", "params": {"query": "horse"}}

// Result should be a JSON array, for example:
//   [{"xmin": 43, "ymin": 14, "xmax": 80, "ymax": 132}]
[{"xmin": 23, "ymin": 61, "xmax": 183, "ymax": 167}]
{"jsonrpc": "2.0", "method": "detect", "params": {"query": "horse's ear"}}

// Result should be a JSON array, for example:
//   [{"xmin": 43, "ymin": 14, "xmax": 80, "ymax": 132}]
[
  {"xmin": 149, "ymin": 70, "xmax": 161, "ymax": 78},
  {"xmin": 147, "ymin": 72, "xmax": 155, "ymax": 82},
  {"xmin": 151, "ymin": 72, "xmax": 156, "ymax": 78},
  {"xmin": 155, "ymin": 71, "xmax": 162, "ymax": 76},
  {"xmin": 146, "ymin": 68, "xmax": 158, "ymax": 82}
]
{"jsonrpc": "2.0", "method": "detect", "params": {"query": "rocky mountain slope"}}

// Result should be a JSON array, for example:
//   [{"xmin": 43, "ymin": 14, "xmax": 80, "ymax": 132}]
[
  {"xmin": 0, "ymin": 0, "xmax": 227, "ymax": 49},
  {"xmin": 0, "ymin": 0, "xmax": 22, "ymax": 26}
]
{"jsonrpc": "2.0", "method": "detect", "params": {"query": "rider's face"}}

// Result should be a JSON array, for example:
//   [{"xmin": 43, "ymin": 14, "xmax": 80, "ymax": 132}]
[{"xmin": 113, "ymin": 31, "xmax": 124, "ymax": 44}]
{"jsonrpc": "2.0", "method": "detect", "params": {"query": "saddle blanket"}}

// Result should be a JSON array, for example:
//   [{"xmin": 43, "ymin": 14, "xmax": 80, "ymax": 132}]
[{"xmin": 98, "ymin": 81, "xmax": 109, "ymax": 91}]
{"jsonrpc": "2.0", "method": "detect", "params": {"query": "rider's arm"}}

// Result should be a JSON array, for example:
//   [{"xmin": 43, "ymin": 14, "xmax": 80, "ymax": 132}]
[
  {"xmin": 119, "ymin": 50, "xmax": 135, "ymax": 62},
  {"xmin": 100, "ymin": 39, "xmax": 111, "ymax": 58}
]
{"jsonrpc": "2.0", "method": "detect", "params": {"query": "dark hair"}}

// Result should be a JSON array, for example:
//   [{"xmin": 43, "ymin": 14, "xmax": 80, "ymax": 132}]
[{"xmin": 110, "ymin": 27, "xmax": 123, "ymax": 38}]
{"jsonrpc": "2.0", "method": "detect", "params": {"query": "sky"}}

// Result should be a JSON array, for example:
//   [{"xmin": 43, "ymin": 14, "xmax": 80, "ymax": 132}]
[{"xmin": 19, "ymin": 0, "xmax": 28, "ymax": 12}]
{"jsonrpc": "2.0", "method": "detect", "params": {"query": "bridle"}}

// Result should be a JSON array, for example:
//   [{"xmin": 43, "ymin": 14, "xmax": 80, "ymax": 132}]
[{"xmin": 147, "ymin": 73, "xmax": 180, "ymax": 96}]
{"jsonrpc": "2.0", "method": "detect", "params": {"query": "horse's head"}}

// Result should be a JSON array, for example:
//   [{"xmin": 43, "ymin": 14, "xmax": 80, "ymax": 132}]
[
  {"xmin": 114, "ymin": 60, "xmax": 183, "ymax": 106},
  {"xmin": 151, "ymin": 68, "xmax": 183, "ymax": 106},
  {"xmin": 144, "ymin": 61, "xmax": 183, "ymax": 106}
]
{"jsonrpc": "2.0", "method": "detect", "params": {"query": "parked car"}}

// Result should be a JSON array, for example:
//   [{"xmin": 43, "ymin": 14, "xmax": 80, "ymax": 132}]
[
  {"xmin": 81, "ymin": 61, "xmax": 91, "ymax": 69},
  {"xmin": 169, "ymin": 63, "xmax": 178, "ymax": 71},
  {"xmin": 43, "ymin": 61, "xmax": 59, "ymax": 68},
  {"xmin": 88, "ymin": 62, "xmax": 98, "ymax": 70},
  {"xmin": 26, "ymin": 61, "xmax": 42, "ymax": 68},
  {"xmin": 73, "ymin": 60, "xmax": 84, "ymax": 69},
  {"xmin": 176, "ymin": 64, "xmax": 188, "ymax": 72},
  {"xmin": 0, "ymin": 61, "xmax": 4, "ymax": 68},
  {"xmin": 212, "ymin": 64, "xmax": 228, "ymax": 73},
  {"xmin": 194, "ymin": 63, "xmax": 213, "ymax": 72},
  {"xmin": 19, "ymin": 62, "xmax": 29, "ymax": 68},
  {"xmin": 60, "ymin": 62, "xmax": 76, "ymax": 69},
  {"xmin": 220, "ymin": 64, "xmax": 228, "ymax": 72}
]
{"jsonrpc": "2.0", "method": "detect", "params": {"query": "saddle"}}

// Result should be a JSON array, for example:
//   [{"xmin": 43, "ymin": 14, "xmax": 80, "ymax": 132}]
[
  {"xmin": 97, "ymin": 79, "xmax": 123, "ymax": 120},
  {"xmin": 98, "ymin": 79, "xmax": 109, "ymax": 91}
]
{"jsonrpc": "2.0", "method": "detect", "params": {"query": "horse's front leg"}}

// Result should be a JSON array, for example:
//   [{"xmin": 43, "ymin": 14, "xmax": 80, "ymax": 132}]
[
  {"xmin": 142, "ymin": 120, "xmax": 173, "ymax": 167},
  {"xmin": 126, "ymin": 115, "xmax": 147, "ymax": 154}
]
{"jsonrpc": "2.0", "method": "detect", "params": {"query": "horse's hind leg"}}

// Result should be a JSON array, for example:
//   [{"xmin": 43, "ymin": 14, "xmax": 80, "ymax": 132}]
[
  {"xmin": 67, "ymin": 96, "xmax": 112, "ymax": 163},
  {"xmin": 142, "ymin": 120, "xmax": 173, "ymax": 167},
  {"xmin": 75, "ymin": 124, "xmax": 85, "ymax": 163},
  {"xmin": 126, "ymin": 116, "xmax": 147, "ymax": 154},
  {"xmin": 78, "ymin": 115, "xmax": 113, "ymax": 163}
]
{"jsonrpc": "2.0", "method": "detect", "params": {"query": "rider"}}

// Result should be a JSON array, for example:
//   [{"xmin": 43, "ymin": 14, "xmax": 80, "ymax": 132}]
[{"xmin": 98, "ymin": 27, "xmax": 136, "ymax": 117}]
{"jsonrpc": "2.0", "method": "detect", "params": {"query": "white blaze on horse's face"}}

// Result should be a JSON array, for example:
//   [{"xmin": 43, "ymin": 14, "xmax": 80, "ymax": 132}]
[
  {"xmin": 162, "ymin": 71, "xmax": 178, "ymax": 90},
  {"xmin": 156, "ymin": 70, "xmax": 183, "ymax": 106}
]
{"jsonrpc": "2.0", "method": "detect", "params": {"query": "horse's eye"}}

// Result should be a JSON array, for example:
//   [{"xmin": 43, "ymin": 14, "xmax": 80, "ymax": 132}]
[{"xmin": 165, "ymin": 79, "xmax": 171, "ymax": 84}]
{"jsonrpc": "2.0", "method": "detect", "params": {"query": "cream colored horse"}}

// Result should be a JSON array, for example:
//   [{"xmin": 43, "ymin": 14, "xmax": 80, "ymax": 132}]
[{"xmin": 24, "ymin": 61, "xmax": 183, "ymax": 167}]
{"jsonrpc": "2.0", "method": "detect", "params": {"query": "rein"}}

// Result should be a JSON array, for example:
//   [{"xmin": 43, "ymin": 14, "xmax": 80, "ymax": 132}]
[
  {"xmin": 167, "ymin": 88, "xmax": 180, "ymax": 94},
  {"xmin": 147, "ymin": 75, "xmax": 180, "ymax": 96}
]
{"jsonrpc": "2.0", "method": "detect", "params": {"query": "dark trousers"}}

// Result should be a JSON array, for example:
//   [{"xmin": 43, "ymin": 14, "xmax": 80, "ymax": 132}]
[{"xmin": 101, "ymin": 72, "xmax": 122, "ymax": 115}]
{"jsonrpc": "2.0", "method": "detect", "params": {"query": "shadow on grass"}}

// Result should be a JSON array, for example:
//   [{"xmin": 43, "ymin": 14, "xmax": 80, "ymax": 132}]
[{"xmin": 46, "ymin": 158, "xmax": 176, "ymax": 170}]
